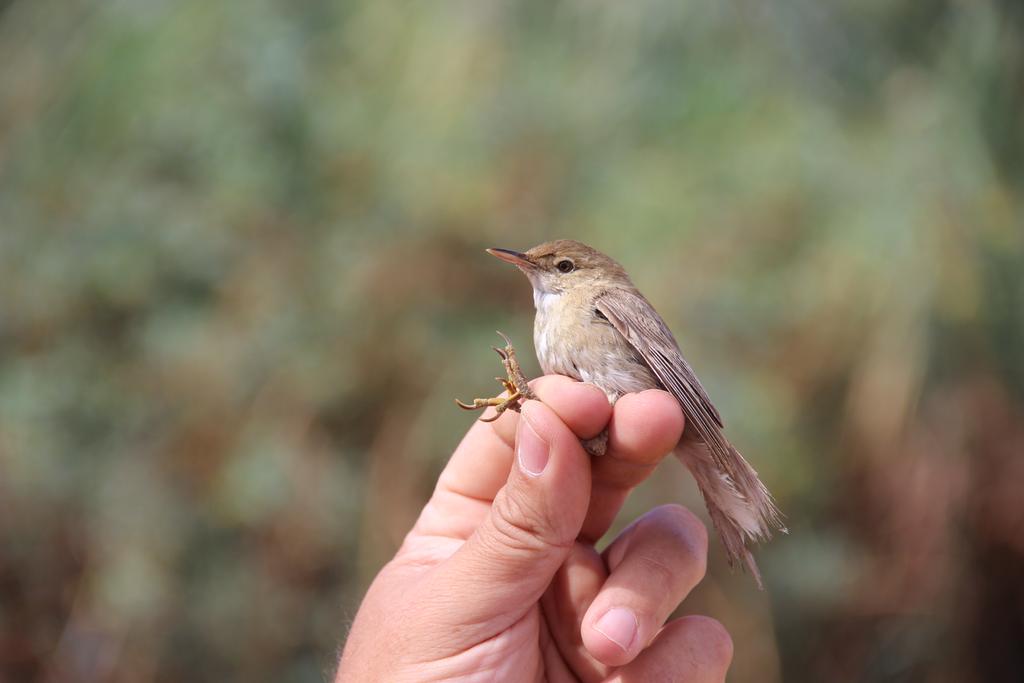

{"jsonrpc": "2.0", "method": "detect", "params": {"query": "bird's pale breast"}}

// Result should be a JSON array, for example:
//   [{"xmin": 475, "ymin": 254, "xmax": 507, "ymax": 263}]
[{"xmin": 533, "ymin": 288, "xmax": 658, "ymax": 402}]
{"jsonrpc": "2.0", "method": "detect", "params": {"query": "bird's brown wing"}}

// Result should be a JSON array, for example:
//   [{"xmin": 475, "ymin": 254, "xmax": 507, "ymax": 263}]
[
  {"xmin": 594, "ymin": 289, "xmax": 731, "ymax": 460},
  {"xmin": 597, "ymin": 288, "xmax": 784, "ymax": 580}
]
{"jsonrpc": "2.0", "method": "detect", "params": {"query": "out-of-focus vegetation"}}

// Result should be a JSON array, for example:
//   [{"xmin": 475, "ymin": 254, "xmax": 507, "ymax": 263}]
[{"xmin": 1, "ymin": 0, "xmax": 1022, "ymax": 681}]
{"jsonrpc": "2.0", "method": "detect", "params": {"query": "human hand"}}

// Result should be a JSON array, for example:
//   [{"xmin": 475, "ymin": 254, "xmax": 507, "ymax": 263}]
[{"xmin": 337, "ymin": 376, "xmax": 732, "ymax": 682}]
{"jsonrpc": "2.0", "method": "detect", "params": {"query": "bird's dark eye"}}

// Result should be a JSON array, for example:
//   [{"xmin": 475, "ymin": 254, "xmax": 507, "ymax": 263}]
[{"xmin": 556, "ymin": 259, "xmax": 575, "ymax": 273}]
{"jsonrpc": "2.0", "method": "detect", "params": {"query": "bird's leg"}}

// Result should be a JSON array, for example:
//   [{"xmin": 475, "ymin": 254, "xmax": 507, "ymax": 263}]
[
  {"xmin": 457, "ymin": 332, "xmax": 606, "ymax": 455},
  {"xmin": 456, "ymin": 332, "xmax": 537, "ymax": 423},
  {"xmin": 582, "ymin": 432, "xmax": 608, "ymax": 456}
]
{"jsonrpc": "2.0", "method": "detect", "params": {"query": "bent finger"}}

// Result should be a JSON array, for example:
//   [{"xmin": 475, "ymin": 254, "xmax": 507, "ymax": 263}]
[
  {"xmin": 582, "ymin": 505, "xmax": 708, "ymax": 667},
  {"xmin": 605, "ymin": 615, "xmax": 733, "ymax": 683}
]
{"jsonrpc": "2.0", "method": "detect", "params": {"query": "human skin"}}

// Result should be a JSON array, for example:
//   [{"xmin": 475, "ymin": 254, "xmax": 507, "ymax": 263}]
[{"xmin": 337, "ymin": 376, "xmax": 733, "ymax": 682}]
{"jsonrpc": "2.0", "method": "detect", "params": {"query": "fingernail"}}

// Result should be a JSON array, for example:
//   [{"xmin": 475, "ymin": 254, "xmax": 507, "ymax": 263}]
[
  {"xmin": 517, "ymin": 405, "xmax": 549, "ymax": 477},
  {"xmin": 594, "ymin": 607, "xmax": 638, "ymax": 652}
]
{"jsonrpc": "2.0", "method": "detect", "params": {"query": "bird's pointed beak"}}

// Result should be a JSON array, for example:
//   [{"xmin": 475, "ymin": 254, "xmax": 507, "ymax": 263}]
[{"xmin": 486, "ymin": 248, "xmax": 534, "ymax": 270}]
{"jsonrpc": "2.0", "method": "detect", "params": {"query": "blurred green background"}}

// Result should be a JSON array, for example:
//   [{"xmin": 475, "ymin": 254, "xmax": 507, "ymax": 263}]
[{"xmin": 2, "ymin": 0, "xmax": 1023, "ymax": 681}]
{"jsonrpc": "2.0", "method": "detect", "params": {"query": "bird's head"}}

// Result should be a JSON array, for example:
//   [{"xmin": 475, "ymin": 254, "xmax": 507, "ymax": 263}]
[{"xmin": 487, "ymin": 239, "xmax": 632, "ymax": 296}]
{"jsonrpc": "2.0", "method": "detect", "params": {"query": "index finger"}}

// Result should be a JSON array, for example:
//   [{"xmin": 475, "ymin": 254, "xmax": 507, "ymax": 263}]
[{"xmin": 579, "ymin": 390, "xmax": 685, "ymax": 542}]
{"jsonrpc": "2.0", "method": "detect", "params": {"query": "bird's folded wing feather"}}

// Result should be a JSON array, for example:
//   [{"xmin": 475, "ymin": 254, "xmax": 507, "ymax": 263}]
[{"xmin": 595, "ymin": 289, "xmax": 731, "ymax": 459}]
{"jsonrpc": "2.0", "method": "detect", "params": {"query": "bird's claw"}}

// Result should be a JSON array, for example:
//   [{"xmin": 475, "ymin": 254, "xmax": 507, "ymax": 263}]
[
  {"xmin": 455, "ymin": 331, "xmax": 537, "ymax": 422},
  {"xmin": 454, "ymin": 392, "xmax": 524, "ymax": 423}
]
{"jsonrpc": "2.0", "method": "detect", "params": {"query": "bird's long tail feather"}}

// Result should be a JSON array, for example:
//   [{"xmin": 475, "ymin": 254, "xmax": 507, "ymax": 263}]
[{"xmin": 675, "ymin": 440, "xmax": 785, "ymax": 590}]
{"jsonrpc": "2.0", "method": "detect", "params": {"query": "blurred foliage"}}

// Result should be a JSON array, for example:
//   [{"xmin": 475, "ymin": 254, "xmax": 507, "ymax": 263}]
[{"xmin": 1, "ymin": 0, "xmax": 1023, "ymax": 681}]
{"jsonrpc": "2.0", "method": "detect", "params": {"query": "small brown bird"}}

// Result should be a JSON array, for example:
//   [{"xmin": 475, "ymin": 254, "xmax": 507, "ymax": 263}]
[{"xmin": 459, "ymin": 239, "xmax": 784, "ymax": 587}]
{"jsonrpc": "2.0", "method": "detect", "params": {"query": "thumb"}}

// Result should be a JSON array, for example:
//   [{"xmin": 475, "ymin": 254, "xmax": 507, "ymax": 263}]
[{"xmin": 426, "ymin": 400, "xmax": 592, "ymax": 628}]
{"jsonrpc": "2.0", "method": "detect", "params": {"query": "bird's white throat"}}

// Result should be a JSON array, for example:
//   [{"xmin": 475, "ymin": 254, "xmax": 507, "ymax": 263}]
[
  {"xmin": 532, "ymin": 288, "xmax": 561, "ymax": 312},
  {"xmin": 531, "ymin": 289, "xmax": 563, "ymax": 378}
]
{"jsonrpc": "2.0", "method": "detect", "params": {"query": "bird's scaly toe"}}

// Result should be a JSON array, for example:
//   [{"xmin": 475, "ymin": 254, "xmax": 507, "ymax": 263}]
[{"xmin": 455, "ymin": 332, "xmax": 536, "ymax": 422}]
